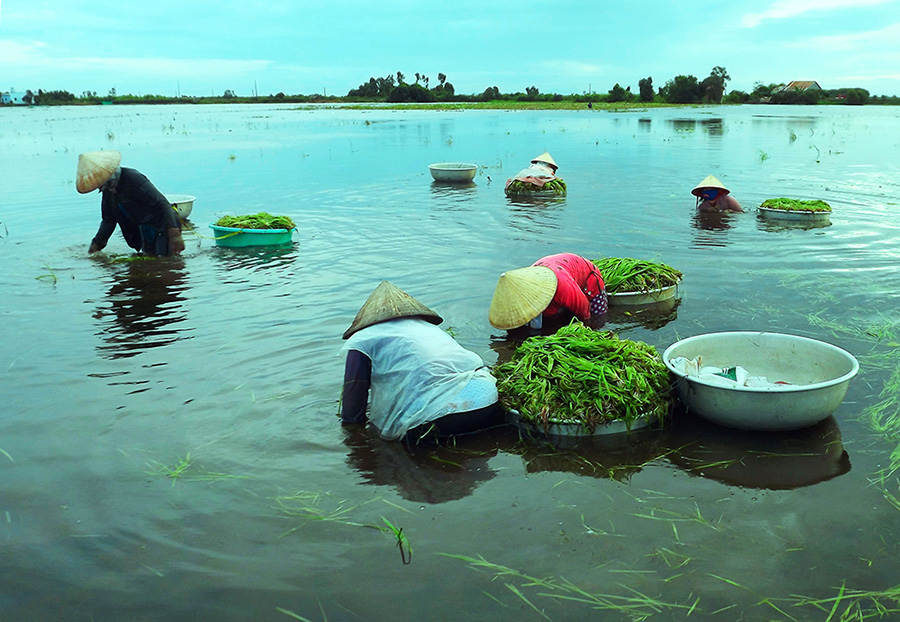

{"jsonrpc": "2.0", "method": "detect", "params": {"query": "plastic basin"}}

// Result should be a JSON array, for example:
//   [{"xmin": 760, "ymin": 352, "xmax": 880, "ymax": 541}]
[
  {"xmin": 608, "ymin": 283, "xmax": 679, "ymax": 306},
  {"xmin": 758, "ymin": 206, "xmax": 831, "ymax": 222},
  {"xmin": 166, "ymin": 194, "xmax": 195, "ymax": 220},
  {"xmin": 429, "ymin": 163, "xmax": 477, "ymax": 182},
  {"xmin": 663, "ymin": 331, "xmax": 858, "ymax": 431},
  {"xmin": 209, "ymin": 224, "xmax": 295, "ymax": 248}
]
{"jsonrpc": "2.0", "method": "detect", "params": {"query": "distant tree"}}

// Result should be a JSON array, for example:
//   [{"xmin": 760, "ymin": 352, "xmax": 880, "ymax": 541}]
[
  {"xmin": 423, "ymin": 75, "xmax": 429, "ymax": 89},
  {"xmin": 23, "ymin": 90, "xmax": 34, "ymax": 105},
  {"xmin": 223, "ymin": 89, "xmax": 236, "ymax": 98},
  {"xmin": 608, "ymin": 83, "xmax": 627, "ymax": 103},
  {"xmin": 525, "ymin": 85, "xmax": 539, "ymax": 100},
  {"xmin": 414, "ymin": 72, "xmax": 421, "ymax": 85},
  {"xmin": 700, "ymin": 66, "xmax": 730, "ymax": 103},
  {"xmin": 387, "ymin": 84, "xmax": 436, "ymax": 103},
  {"xmin": 638, "ymin": 76, "xmax": 654, "ymax": 102},
  {"xmin": 108, "ymin": 87, "xmax": 117, "ymax": 98},
  {"xmin": 480, "ymin": 86, "xmax": 501, "ymax": 102},
  {"xmin": 750, "ymin": 82, "xmax": 782, "ymax": 102},
  {"xmin": 844, "ymin": 88, "xmax": 869, "ymax": 105},
  {"xmin": 661, "ymin": 75, "xmax": 701, "ymax": 103},
  {"xmin": 396, "ymin": 71, "xmax": 405, "ymax": 85},
  {"xmin": 437, "ymin": 73, "xmax": 447, "ymax": 87},
  {"xmin": 723, "ymin": 90, "xmax": 750, "ymax": 104},
  {"xmin": 35, "ymin": 89, "xmax": 76, "ymax": 105}
]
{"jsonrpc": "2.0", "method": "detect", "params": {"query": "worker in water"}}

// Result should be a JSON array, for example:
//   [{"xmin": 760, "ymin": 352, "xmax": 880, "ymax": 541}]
[
  {"xmin": 340, "ymin": 281, "xmax": 501, "ymax": 442},
  {"xmin": 489, "ymin": 252, "xmax": 607, "ymax": 330},
  {"xmin": 77, "ymin": 150, "xmax": 185, "ymax": 256},
  {"xmin": 505, "ymin": 151, "xmax": 564, "ymax": 195},
  {"xmin": 692, "ymin": 175, "xmax": 743, "ymax": 213}
]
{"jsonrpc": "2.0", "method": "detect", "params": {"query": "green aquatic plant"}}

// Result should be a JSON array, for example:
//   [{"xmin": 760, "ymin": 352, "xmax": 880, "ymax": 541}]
[
  {"xmin": 591, "ymin": 257, "xmax": 682, "ymax": 294},
  {"xmin": 761, "ymin": 198, "xmax": 832, "ymax": 212},
  {"xmin": 35, "ymin": 263, "xmax": 58, "ymax": 285},
  {"xmin": 491, "ymin": 321, "xmax": 671, "ymax": 433},
  {"xmin": 214, "ymin": 212, "xmax": 296, "ymax": 230},
  {"xmin": 505, "ymin": 178, "xmax": 567, "ymax": 196},
  {"xmin": 145, "ymin": 452, "xmax": 248, "ymax": 487}
]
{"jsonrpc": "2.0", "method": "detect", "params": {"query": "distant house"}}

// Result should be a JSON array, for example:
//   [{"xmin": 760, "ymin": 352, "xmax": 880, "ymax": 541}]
[
  {"xmin": 1, "ymin": 90, "xmax": 29, "ymax": 105},
  {"xmin": 775, "ymin": 81, "xmax": 822, "ymax": 93}
]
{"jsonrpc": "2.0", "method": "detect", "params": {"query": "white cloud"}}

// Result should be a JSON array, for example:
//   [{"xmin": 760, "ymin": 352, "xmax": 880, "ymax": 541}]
[
  {"xmin": 742, "ymin": 0, "xmax": 897, "ymax": 27},
  {"xmin": 787, "ymin": 20, "xmax": 900, "ymax": 50},
  {"xmin": 56, "ymin": 56, "xmax": 273, "ymax": 79}
]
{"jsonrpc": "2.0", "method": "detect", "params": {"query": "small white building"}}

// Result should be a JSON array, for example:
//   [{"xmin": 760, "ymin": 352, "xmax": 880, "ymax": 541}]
[{"xmin": 1, "ymin": 90, "xmax": 29, "ymax": 105}]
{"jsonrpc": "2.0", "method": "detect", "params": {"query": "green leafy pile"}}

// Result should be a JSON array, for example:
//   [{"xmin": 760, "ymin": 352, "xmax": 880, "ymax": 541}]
[
  {"xmin": 760, "ymin": 198, "xmax": 832, "ymax": 212},
  {"xmin": 591, "ymin": 257, "xmax": 682, "ymax": 294},
  {"xmin": 492, "ymin": 322, "xmax": 671, "ymax": 434},
  {"xmin": 505, "ymin": 178, "xmax": 567, "ymax": 196},
  {"xmin": 214, "ymin": 212, "xmax": 297, "ymax": 230}
]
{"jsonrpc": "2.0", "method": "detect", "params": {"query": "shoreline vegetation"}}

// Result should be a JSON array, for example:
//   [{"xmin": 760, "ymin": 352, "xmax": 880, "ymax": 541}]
[{"xmin": 5, "ymin": 65, "xmax": 898, "ymax": 108}]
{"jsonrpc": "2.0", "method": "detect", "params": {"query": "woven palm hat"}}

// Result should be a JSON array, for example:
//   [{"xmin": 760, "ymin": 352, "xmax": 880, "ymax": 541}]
[
  {"xmin": 530, "ymin": 152, "xmax": 558, "ymax": 171},
  {"xmin": 76, "ymin": 150, "xmax": 122, "ymax": 193},
  {"xmin": 691, "ymin": 174, "xmax": 730, "ymax": 197},
  {"xmin": 343, "ymin": 281, "xmax": 443, "ymax": 339},
  {"xmin": 488, "ymin": 266, "xmax": 558, "ymax": 330}
]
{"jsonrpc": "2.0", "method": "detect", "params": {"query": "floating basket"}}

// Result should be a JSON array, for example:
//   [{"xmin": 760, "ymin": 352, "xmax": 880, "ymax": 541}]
[{"xmin": 209, "ymin": 225, "xmax": 295, "ymax": 248}]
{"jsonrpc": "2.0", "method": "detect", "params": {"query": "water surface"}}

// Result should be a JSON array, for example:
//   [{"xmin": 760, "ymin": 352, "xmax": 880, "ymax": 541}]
[{"xmin": 2, "ymin": 103, "xmax": 900, "ymax": 621}]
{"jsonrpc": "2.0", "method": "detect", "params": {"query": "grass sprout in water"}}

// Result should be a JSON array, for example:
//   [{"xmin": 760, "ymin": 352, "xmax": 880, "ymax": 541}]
[
  {"xmin": 146, "ymin": 452, "xmax": 248, "ymax": 487},
  {"xmin": 274, "ymin": 491, "xmax": 412, "ymax": 564}
]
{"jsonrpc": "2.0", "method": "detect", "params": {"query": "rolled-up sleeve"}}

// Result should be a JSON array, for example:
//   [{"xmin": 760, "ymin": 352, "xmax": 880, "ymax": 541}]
[{"xmin": 340, "ymin": 349, "xmax": 372, "ymax": 424}]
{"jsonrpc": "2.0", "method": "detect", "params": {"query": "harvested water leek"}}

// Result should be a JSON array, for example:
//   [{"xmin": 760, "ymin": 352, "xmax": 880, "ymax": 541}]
[
  {"xmin": 492, "ymin": 322, "xmax": 671, "ymax": 433},
  {"xmin": 505, "ymin": 178, "xmax": 567, "ymax": 196},
  {"xmin": 592, "ymin": 257, "xmax": 682, "ymax": 294},
  {"xmin": 214, "ymin": 212, "xmax": 296, "ymax": 230},
  {"xmin": 760, "ymin": 198, "xmax": 831, "ymax": 212}
]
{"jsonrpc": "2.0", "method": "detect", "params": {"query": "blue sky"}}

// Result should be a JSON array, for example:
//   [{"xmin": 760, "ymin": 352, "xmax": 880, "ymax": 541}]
[{"xmin": 1, "ymin": 0, "xmax": 899, "ymax": 98}]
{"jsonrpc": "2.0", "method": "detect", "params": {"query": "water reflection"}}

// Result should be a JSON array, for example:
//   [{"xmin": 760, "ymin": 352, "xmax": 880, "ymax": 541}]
[
  {"xmin": 505, "ymin": 194, "xmax": 566, "ymax": 234},
  {"xmin": 210, "ymin": 244, "xmax": 299, "ymax": 274},
  {"xmin": 342, "ymin": 426, "xmax": 505, "ymax": 504},
  {"xmin": 430, "ymin": 180, "xmax": 479, "ymax": 210},
  {"xmin": 690, "ymin": 210, "xmax": 737, "ymax": 248},
  {"xmin": 667, "ymin": 117, "xmax": 723, "ymax": 136},
  {"xmin": 606, "ymin": 297, "xmax": 680, "ymax": 331},
  {"xmin": 510, "ymin": 428, "xmax": 667, "ymax": 483},
  {"xmin": 662, "ymin": 412, "xmax": 850, "ymax": 490},
  {"xmin": 756, "ymin": 212, "xmax": 832, "ymax": 233},
  {"xmin": 92, "ymin": 257, "xmax": 189, "ymax": 359}
]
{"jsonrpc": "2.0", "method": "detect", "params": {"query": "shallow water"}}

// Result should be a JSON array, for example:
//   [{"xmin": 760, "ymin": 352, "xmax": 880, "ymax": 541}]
[{"xmin": 2, "ymin": 103, "xmax": 900, "ymax": 621}]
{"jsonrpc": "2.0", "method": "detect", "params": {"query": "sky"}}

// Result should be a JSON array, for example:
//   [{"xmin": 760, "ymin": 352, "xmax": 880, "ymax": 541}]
[{"xmin": 1, "ymin": 0, "xmax": 899, "ymax": 98}]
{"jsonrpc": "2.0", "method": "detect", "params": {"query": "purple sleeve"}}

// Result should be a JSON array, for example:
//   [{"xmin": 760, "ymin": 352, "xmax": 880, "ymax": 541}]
[{"xmin": 340, "ymin": 349, "xmax": 372, "ymax": 424}]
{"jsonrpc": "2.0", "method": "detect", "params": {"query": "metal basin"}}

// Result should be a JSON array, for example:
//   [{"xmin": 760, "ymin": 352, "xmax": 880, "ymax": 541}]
[{"xmin": 663, "ymin": 331, "xmax": 858, "ymax": 431}]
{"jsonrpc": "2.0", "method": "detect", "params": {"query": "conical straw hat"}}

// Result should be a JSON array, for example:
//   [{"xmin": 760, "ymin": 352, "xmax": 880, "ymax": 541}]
[
  {"xmin": 76, "ymin": 151, "xmax": 122, "ymax": 193},
  {"xmin": 488, "ymin": 266, "xmax": 558, "ymax": 330},
  {"xmin": 691, "ymin": 174, "xmax": 730, "ymax": 197},
  {"xmin": 343, "ymin": 281, "xmax": 443, "ymax": 339},
  {"xmin": 530, "ymin": 152, "xmax": 558, "ymax": 170}
]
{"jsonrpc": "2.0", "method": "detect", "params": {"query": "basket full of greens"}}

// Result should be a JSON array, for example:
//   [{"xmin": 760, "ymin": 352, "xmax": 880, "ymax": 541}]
[
  {"xmin": 758, "ymin": 198, "xmax": 832, "ymax": 221},
  {"xmin": 592, "ymin": 257, "xmax": 683, "ymax": 306},
  {"xmin": 209, "ymin": 212, "xmax": 297, "ymax": 248},
  {"xmin": 492, "ymin": 322, "xmax": 672, "ymax": 436}
]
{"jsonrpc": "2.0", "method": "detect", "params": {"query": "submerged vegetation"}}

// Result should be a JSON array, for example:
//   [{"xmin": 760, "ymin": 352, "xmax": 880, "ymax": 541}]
[
  {"xmin": 591, "ymin": 257, "xmax": 683, "ymax": 294},
  {"xmin": 761, "ymin": 197, "xmax": 832, "ymax": 212},
  {"xmin": 213, "ymin": 213, "xmax": 297, "ymax": 230},
  {"xmin": 492, "ymin": 322, "xmax": 671, "ymax": 433}
]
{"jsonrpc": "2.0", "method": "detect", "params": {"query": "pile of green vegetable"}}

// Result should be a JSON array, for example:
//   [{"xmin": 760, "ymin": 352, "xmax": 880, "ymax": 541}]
[
  {"xmin": 760, "ymin": 198, "xmax": 832, "ymax": 213},
  {"xmin": 213, "ymin": 212, "xmax": 297, "ymax": 230},
  {"xmin": 505, "ymin": 178, "xmax": 567, "ymax": 196},
  {"xmin": 492, "ymin": 322, "xmax": 671, "ymax": 434},
  {"xmin": 591, "ymin": 257, "xmax": 682, "ymax": 294}
]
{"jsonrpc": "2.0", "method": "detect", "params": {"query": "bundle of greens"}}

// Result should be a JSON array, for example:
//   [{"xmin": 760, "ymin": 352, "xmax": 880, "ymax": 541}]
[
  {"xmin": 591, "ymin": 257, "xmax": 682, "ymax": 294},
  {"xmin": 505, "ymin": 178, "xmax": 567, "ymax": 196},
  {"xmin": 492, "ymin": 322, "xmax": 671, "ymax": 434},
  {"xmin": 760, "ymin": 198, "xmax": 832, "ymax": 213},
  {"xmin": 214, "ymin": 212, "xmax": 297, "ymax": 230}
]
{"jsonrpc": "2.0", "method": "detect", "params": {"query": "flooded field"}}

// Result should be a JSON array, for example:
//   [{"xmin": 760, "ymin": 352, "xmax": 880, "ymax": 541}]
[{"xmin": 2, "ymin": 103, "xmax": 900, "ymax": 621}]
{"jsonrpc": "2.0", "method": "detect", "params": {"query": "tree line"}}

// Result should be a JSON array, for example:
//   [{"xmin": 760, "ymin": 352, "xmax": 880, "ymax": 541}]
[{"xmin": 6, "ymin": 66, "xmax": 898, "ymax": 107}]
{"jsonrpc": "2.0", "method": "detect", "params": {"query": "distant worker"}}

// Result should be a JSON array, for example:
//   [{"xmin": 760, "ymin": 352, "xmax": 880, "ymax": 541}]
[
  {"xmin": 505, "ymin": 152, "xmax": 565, "ymax": 196},
  {"xmin": 692, "ymin": 175, "xmax": 743, "ymax": 213},
  {"xmin": 77, "ymin": 150, "xmax": 185, "ymax": 256},
  {"xmin": 341, "ymin": 281, "xmax": 500, "ymax": 442},
  {"xmin": 489, "ymin": 253, "xmax": 607, "ymax": 330}
]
